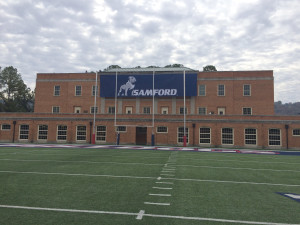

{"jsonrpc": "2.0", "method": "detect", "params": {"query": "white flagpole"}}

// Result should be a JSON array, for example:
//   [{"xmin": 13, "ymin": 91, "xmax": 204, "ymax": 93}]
[
  {"xmin": 92, "ymin": 71, "xmax": 98, "ymax": 144},
  {"xmin": 183, "ymin": 70, "xmax": 186, "ymax": 147},
  {"xmin": 152, "ymin": 70, "xmax": 155, "ymax": 146}
]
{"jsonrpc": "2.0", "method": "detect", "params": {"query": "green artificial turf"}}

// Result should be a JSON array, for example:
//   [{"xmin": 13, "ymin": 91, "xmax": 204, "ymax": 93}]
[{"xmin": 0, "ymin": 147, "xmax": 300, "ymax": 224}]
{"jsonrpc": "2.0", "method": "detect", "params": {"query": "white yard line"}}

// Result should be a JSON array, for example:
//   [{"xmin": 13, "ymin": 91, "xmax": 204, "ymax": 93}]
[
  {"xmin": 144, "ymin": 202, "xmax": 170, "ymax": 206},
  {"xmin": 152, "ymin": 187, "xmax": 173, "ymax": 190},
  {"xmin": 149, "ymin": 193, "xmax": 171, "ymax": 197},
  {"xmin": 155, "ymin": 182, "xmax": 174, "ymax": 184},
  {"xmin": 1, "ymin": 170, "xmax": 299, "ymax": 187},
  {"xmin": 0, "ymin": 204, "xmax": 298, "ymax": 225}
]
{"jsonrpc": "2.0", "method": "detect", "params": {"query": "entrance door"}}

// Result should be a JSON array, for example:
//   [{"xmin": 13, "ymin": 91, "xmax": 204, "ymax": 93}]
[{"xmin": 136, "ymin": 127, "xmax": 147, "ymax": 145}]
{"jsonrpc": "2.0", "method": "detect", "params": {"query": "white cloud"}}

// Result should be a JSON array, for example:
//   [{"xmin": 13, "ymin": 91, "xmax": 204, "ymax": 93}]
[{"xmin": 0, "ymin": 0, "xmax": 300, "ymax": 103}]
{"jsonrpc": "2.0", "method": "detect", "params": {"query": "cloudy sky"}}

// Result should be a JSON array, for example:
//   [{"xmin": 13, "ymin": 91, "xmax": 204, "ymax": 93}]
[{"xmin": 1, "ymin": 0, "xmax": 300, "ymax": 103}]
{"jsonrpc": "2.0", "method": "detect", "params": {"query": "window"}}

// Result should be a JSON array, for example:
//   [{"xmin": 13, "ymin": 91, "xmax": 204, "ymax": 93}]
[
  {"xmin": 157, "ymin": 126, "xmax": 168, "ymax": 133},
  {"xmin": 293, "ymin": 129, "xmax": 300, "ymax": 136},
  {"xmin": 222, "ymin": 128, "xmax": 233, "ymax": 145},
  {"xmin": 269, "ymin": 129, "xmax": 281, "ymax": 146},
  {"xmin": 243, "ymin": 107, "xmax": 252, "ymax": 115},
  {"xmin": 179, "ymin": 107, "xmax": 187, "ymax": 115},
  {"xmin": 76, "ymin": 126, "xmax": 86, "ymax": 141},
  {"xmin": 54, "ymin": 86, "xmax": 60, "ymax": 96},
  {"xmin": 143, "ymin": 107, "xmax": 151, "ymax": 114},
  {"xmin": 92, "ymin": 85, "xmax": 98, "ymax": 96},
  {"xmin": 108, "ymin": 106, "xmax": 115, "ymax": 114},
  {"xmin": 57, "ymin": 125, "xmax": 67, "ymax": 141},
  {"xmin": 74, "ymin": 107, "xmax": 81, "ymax": 114},
  {"xmin": 38, "ymin": 125, "xmax": 48, "ymax": 140},
  {"xmin": 198, "ymin": 107, "xmax": 206, "ymax": 115},
  {"xmin": 218, "ymin": 107, "xmax": 225, "ymax": 115},
  {"xmin": 198, "ymin": 85, "xmax": 206, "ymax": 96},
  {"xmin": 125, "ymin": 106, "xmax": 133, "ymax": 114},
  {"xmin": 116, "ymin": 126, "xmax": 127, "ymax": 132},
  {"xmin": 75, "ymin": 85, "xmax": 82, "ymax": 96},
  {"xmin": 161, "ymin": 107, "xmax": 168, "ymax": 114},
  {"xmin": 245, "ymin": 128, "xmax": 257, "ymax": 145},
  {"xmin": 19, "ymin": 125, "xmax": 29, "ymax": 140},
  {"xmin": 178, "ymin": 127, "xmax": 189, "ymax": 143},
  {"xmin": 52, "ymin": 106, "xmax": 60, "ymax": 113},
  {"xmin": 96, "ymin": 126, "xmax": 106, "ymax": 142},
  {"xmin": 199, "ymin": 128, "xmax": 211, "ymax": 144},
  {"xmin": 90, "ymin": 106, "xmax": 98, "ymax": 114},
  {"xmin": 1, "ymin": 124, "xmax": 11, "ymax": 130},
  {"xmin": 243, "ymin": 84, "xmax": 251, "ymax": 96},
  {"xmin": 218, "ymin": 84, "xmax": 225, "ymax": 96}
]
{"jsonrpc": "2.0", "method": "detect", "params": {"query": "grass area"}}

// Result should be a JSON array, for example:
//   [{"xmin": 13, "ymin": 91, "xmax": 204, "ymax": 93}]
[{"xmin": 0, "ymin": 146, "xmax": 300, "ymax": 224}]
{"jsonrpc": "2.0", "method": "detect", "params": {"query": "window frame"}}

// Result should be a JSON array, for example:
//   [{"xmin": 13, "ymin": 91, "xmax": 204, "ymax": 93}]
[
  {"xmin": 198, "ymin": 107, "xmax": 207, "ymax": 115},
  {"xmin": 293, "ymin": 129, "xmax": 300, "ymax": 136},
  {"xmin": 1, "ymin": 124, "xmax": 11, "ymax": 130},
  {"xmin": 143, "ymin": 107, "xmax": 151, "ymax": 114},
  {"xmin": 179, "ymin": 107, "xmax": 187, "ymax": 115},
  {"xmin": 57, "ymin": 125, "xmax": 67, "ymax": 141},
  {"xmin": 125, "ymin": 106, "xmax": 133, "ymax": 114},
  {"xmin": 52, "ymin": 106, "xmax": 60, "ymax": 113},
  {"xmin": 221, "ymin": 128, "xmax": 234, "ymax": 145},
  {"xmin": 19, "ymin": 124, "xmax": 29, "ymax": 140},
  {"xmin": 116, "ymin": 126, "xmax": 127, "ymax": 133},
  {"xmin": 157, "ymin": 126, "xmax": 168, "ymax": 133},
  {"xmin": 244, "ymin": 128, "xmax": 257, "ymax": 145},
  {"xmin": 108, "ymin": 106, "xmax": 115, "ymax": 114},
  {"xmin": 243, "ymin": 84, "xmax": 251, "ymax": 96},
  {"xmin": 37, "ymin": 125, "xmax": 48, "ymax": 140},
  {"xmin": 76, "ymin": 125, "xmax": 87, "ymax": 141},
  {"xmin": 218, "ymin": 84, "xmax": 225, "ymax": 96},
  {"xmin": 90, "ymin": 106, "xmax": 98, "ymax": 114},
  {"xmin": 92, "ymin": 85, "xmax": 98, "ymax": 96},
  {"xmin": 268, "ymin": 128, "xmax": 281, "ymax": 146},
  {"xmin": 243, "ymin": 107, "xmax": 252, "ymax": 115},
  {"xmin": 161, "ymin": 107, "xmax": 168, "ymax": 114},
  {"xmin": 54, "ymin": 85, "xmax": 60, "ymax": 96},
  {"xmin": 199, "ymin": 127, "xmax": 211, "ymax": 144},
  {"xmin": 96, "ymin": 126, "xmax": 106, "ymax": 142},
  {"xmin": 198, "ymin": 84, "xmax": 206, "ymax": 96},
  {"xmin": 177, "ymin": 127, "xmax": 189, "ymax": 144},
  {"xmin": 75, "ymin": 85, "xmax": 82, "ymax": 96}
]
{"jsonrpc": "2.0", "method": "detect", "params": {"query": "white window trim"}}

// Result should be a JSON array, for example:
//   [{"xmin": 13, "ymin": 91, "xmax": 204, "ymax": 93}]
[
  {"xmin": 116, "ymin": 126, "xmax": 127, "ymax": 133},
  {"xmin": 54, "ymin": 85, "xmax": 60, "ymax": 96},
  {"xmin": 75, "ymin": 85, "xmax": 82, "ymax": 96},
  {"xmin": 221, "ymin": 128, "xmax": 234, "ymax": 145},
  {"xmin": 268, "ymin": 128, "xmax": 281, "ymax": 146},
  {"xmin": 56, "ymin": 125, "xmax": 67, "ymax": 142},
  {"xmin": 1, "ymin": 124, "xmax": 11, "ymax": 131},
  {"xmin": 242, "ymin": 107, "xmax": 252, "ymax": 115},
  {"xmin": 292, "ymin": 129, "xmax": 300, "ymax": 136},
  {"xmin": 177, "ymin": 127, "xmax": 189, "ymax": 144},
  {"xmin": 52, "ymin": 106, "xmax": 60, "ymax": 113},
  {"xmin": 19, "ymin": 124, "xmax": 29, "ymax": 141},
  {"xmin": 37, "ymin": 125, "xmax": 48, "ymax": 141},
  {"xmin": 143, "ymin": 106, "xmax": 151, "ymax": 114},
  {"xmin": 198, "ymin": 107, "xmax": 207, "ymax": 115},
  {"xmin": 125, "ymin": 106, "xmax": 133, "ymax": 114},
  {"xmin": 198, "ymin": 84, "xmax": 206, "ymax": 96},
  {"xmin": 96, "ymin": 125, "xmax": 106, "ymax": 142},
  {"xmin": 199, "ymin": 127, "xmax": 211, "ymax": 144},
  {"xmin": 90, "ymin": 106, "xmax": 98, "ymax": 114},
  {"xmin": 244, "ymin": 128, "xmax": 257, "ymax": 146},
  {"xmin": 156, "ymin": 126, "xmax": 168, "ymax": 133},
  {"xmin": 243, "ymin": 84, "xmax": 251, "ymax": 96},
  {"xmin": 161, "ymin": 107, "xmax": 169, "ymax": 114},
  {"xmin": 218, "ymin": 84, "xmax": 225, "ymax": 96},
  {"xmin": 76, "ymin": 125, "xmax": 87, "ymax": 142}
]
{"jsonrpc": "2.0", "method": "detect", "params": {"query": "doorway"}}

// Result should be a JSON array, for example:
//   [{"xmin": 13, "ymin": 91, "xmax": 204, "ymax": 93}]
[{"xmin": 136, "ymin": 127, "xmax": 147, "ymax": 145}]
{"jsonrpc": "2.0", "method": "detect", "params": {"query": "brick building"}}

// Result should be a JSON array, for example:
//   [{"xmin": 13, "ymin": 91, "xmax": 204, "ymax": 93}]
[{"xmin": 0, "ymin": 67, "xmax": 299, "ymax": 150}]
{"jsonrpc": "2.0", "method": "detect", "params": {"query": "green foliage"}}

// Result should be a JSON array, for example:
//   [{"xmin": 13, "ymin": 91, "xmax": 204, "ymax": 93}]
[
  {"xmin": 165, "ymin": 64, "xmax": 184, "ymax": 68},
  {"xmin": 0, "ymin": 66, "xmax": 34, "ymax": 112},
  {"xmin": 103, "ymin": 65, "xmax": 121, "ymax": 71},
  {"xmin": 146, "ymin": 65, "xmax": 160, "ymax": 68},
  {"xmin": 203, "ymin": 65, "xmax": 217, "ymax": 71}
]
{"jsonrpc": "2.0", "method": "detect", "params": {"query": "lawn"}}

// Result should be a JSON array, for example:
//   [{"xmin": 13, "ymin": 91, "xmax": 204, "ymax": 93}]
[{"xmin": 0, "ymin": 146, "xmax": 300, "ymax": 225}]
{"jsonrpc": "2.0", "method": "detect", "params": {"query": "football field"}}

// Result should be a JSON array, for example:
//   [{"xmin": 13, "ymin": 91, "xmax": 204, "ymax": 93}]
[{"xmin": 0, "ymin": 146, "xmax": 300, "ymax": 225}]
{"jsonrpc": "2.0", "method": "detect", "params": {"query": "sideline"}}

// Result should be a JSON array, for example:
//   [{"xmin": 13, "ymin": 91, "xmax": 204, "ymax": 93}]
[
  {"xmin": 0, "ymin": 143, "xmax": 300, "ymax": 155},
  {"xmin": 0, "ymin": 204, "xmax": 299, "ymax": 225}
]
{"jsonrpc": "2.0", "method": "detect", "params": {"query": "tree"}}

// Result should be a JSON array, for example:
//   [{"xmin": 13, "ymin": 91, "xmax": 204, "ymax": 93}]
[
  {"xmin": 203, "ymin": 65, "xmax": 217, "ymax": 72},
  {"xmin": 165, "ymin": 64, "xmax": 184, "ymax": 68},
  {"xmin": 0, "ymin": 66, "xmax": 34, "ymax": 112},
  {"xmin": 104, "ymin": 65, "xmax": 121, "ymax": 71}
]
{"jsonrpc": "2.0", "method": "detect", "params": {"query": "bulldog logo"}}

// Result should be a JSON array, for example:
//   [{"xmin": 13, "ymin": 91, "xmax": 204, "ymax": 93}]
[{"xmin": 118, "ymin": 76, "xmax": 136, "ymax": 96}]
